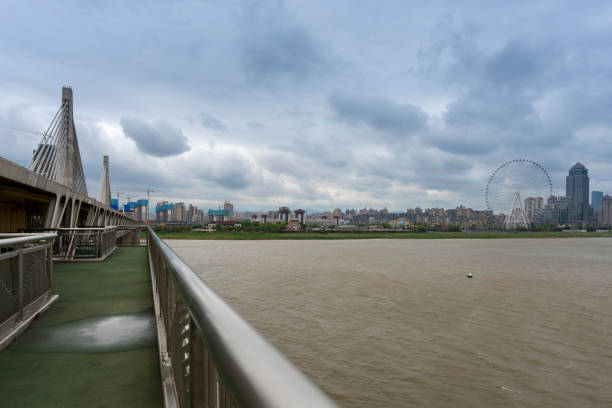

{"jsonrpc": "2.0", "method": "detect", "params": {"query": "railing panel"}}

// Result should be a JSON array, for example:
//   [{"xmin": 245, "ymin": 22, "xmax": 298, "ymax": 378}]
[
  {"xmin": 147, "ymin": 227, "xmax": 337, "ymax": 408},
  {"xmin": 190, "ymin": 324, "xmax": 207, "ymax": 408},
  {"xmin": 21, "ymin": 248, "xmax": 49, "ymax": 307},
  {"xmin": 44, "ymin": 227, "xmax": 118, "ymax": 261},
  {"xmin": 0, "ymin": 256, "xmax": 18, "ymax": 324},
  {"xmin": 0, "ymin": 233, "xmax": 56, "ymax": 330}
]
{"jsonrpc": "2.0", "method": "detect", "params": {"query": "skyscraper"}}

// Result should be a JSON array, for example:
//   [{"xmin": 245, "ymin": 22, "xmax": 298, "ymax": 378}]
[
  {"xmin": 524, "ymin": 197, "xmax": 544, "ymax": 224},
  {"xmin": 598, "ymin": 195, "xmax": 612, "ymax": 227},
  {"xmin": 173, "ymin": 202, "xmax": 186, "ymax": 223},
  {"xmin": 544, "ymin": 195, "xmax": 571, "ymax": 226},
  {"xmin": 566, "ymin": 162, "xmax": 589, "ymax": 222},
  {"xmin": 592, "ymin": 191, "xmax": 604, "ymax": 213}
]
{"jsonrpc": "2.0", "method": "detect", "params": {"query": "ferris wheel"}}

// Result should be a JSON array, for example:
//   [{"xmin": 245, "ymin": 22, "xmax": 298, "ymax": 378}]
[{"xmin": 485, "ymin": 159, "xmax": 553, "ymax": 228}]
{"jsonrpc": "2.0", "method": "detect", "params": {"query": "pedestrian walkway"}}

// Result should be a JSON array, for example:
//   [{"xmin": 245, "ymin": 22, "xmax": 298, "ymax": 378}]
[{"xmin": 0, "ymin": 246, "xmax": 162, "ymax": 407}]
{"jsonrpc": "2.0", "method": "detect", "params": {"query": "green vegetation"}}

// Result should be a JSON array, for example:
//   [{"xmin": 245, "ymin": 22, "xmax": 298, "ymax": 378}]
[
  {"xmin": 155, "ymin": 230, "xmax": 612, "ymax": 240},
  {"xmin": 215, "ymin": 221, "xmax": 292, "ymax": 232},
  {"xmin": 0, "ymin": 247, "xmax": 162, "ymax": 408}
]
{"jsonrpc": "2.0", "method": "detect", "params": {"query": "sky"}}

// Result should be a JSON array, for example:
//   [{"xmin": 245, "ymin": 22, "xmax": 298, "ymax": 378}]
[{"xmin": 1, "ymin": 0, "xmax": 612, "ymax": 212}]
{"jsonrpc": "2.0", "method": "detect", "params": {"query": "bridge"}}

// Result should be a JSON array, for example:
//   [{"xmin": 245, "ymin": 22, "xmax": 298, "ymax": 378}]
[
  {"xmin": 0, "ymin": 88, "xmax": 137, "ymax": 232},
  {"xmin": 0, "ymin": 89, "xmax": 337, "ymax": 407}
]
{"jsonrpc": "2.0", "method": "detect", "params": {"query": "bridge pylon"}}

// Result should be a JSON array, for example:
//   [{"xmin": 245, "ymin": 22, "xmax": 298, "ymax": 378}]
[
  {"xmin": 29, "ymin": 87, "xmax": 88, "ymax": 196},
  {"xmin": 97, "ymin": 155, "xmax": 111, "ymax": 205}
]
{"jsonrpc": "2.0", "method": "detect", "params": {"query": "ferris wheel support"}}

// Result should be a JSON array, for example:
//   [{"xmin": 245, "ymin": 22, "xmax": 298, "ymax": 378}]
[
  {"xmin": 504, "ymin": 192, "xmax": 530, "ymax": 229},
  {"xmin": 485, "ymin": 159, "xmax": 554, "ymax": 228}
]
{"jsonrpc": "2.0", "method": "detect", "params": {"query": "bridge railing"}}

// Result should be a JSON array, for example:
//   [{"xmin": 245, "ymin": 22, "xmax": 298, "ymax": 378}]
[
  {"xmin": 147, "ymin": 227, "xmax": 337, "ymax": 408},
  {"xmin": 116, "ymin": 225, "xmax": 146, "ymax": 245},
  {"xmin": 0, "ymin": 233, "xmax": 57, "ymax": 349},
  {"xmin": 53, "ymin": 227, "xmax": 117, "ymax": 261}
]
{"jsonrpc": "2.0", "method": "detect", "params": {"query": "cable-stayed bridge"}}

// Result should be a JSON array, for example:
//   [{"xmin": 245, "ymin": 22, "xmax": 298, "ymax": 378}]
[
  {"xmin": 0, "ymin": 87, "xmax": 137, "ymax": 231},
  {"xmin": 0, "ymin": 88, "xmax": 338, "ymax": 408}
]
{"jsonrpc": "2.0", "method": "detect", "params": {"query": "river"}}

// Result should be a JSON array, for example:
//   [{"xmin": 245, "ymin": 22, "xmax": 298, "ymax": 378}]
[{"xmin": 168, "ymin": 238, "xmax": 612, "ymax": 407}]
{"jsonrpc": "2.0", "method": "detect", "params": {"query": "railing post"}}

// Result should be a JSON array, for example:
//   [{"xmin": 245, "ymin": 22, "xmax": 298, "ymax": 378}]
[
  {"xmin": 17, "ymin": 249, "xmax": 23, "ymax": 321},
  {"xmin": 47, "ymin": 244, "xmax": 53, "ymax": 290},
  {"xmin": 190, "ymin": 320, "xmax": 206, "ymax": 408}
]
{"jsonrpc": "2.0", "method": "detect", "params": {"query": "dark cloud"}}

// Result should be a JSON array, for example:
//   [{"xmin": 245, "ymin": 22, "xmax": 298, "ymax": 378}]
[
  {"xmin": 438, "ymin": 37, "xmax": 554, "ymax": 131},
  {"xmin": 484, "ymin": 41, "xmax": 552, "ymax": 88},
  {"xmin": 427, "ymin": 37, "xmax": 566, "ymax": 155},
  {"xmin": 120, "ymin": 117, "xmax": 190, "ymax": 157},
  {"xmin": 329, "ymin": 93, "xmax": 428, "ymax": 136},
  {"xmin": 241, "ymin": 26, "xmax": 330, "ymax": 81},
  {"xmin": 422, "ymin": 129, "xmax": 498, "ymax": 155},
  {"xmin": 416, "ymin": 14, "xmax": 483, "ymax": 87},
  {"xmin": 444, "ymin": 87, "xmax": 537, "ymax": 130},
  {"xmin": 554, "ymin": 89, "xmax": 612, "ymax": 128},
  {"xmin": 237, "ymin": 2, "xmax": 334, "ymax": 83},
  {"xmin": 200, "ymin": 113, "xmax": 227, "ymax": 132}
]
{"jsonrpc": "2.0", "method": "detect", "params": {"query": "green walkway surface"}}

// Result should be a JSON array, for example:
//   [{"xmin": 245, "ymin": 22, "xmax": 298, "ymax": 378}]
[{"xmin": 0, "ymin": 247, "xmax": 163, "ymax": 408}]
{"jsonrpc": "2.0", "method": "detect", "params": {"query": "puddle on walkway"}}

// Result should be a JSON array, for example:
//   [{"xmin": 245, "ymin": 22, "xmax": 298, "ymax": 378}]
[{"xmin": 10, "ymin": 312, "xmax": 156, "ymax": 353}]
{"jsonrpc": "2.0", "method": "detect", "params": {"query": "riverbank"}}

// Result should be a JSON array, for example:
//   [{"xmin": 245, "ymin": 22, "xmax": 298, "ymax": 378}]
[{"xmin": 155, "ymin": 230, "xmax": 612, "ymax": 240}]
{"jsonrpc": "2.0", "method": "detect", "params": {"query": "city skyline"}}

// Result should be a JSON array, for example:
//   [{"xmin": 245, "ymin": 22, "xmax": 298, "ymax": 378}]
[
  {"xmin": 123, "ymin": 160, "xmax": 611, "ymax": 215},
  {"xmin": 2, "ymin": 2, "xmax": 612, "ymax": 210},
  {"xmin": 142, "ymin": 161, "xmax": 611, "ymax": 228}
]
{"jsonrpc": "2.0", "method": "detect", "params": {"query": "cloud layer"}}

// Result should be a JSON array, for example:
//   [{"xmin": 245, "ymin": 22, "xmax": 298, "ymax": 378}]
[
  {"xmin": 1, "ymin": 1, "xmax": 612, "ymax": 211},
  {"xmin": 120, "ymin": 117, "xmax": 190, "ymax": 157},
  {"xmin": 329, "ymin": 93, "xmax": 428, "ymax": 136}
]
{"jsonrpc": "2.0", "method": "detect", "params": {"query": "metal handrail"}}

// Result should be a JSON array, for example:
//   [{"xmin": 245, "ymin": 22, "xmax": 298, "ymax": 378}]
[
  {"xmin": 148, "ymin": 227, "xmax": 337, "ymax": 408},
  {"xmin": 55, "ymin": 227, "xmax": 117, "ymax": 231},
  {"xmin": 0, "ymin": 233, "xmax": 58, "ymax": 248}
]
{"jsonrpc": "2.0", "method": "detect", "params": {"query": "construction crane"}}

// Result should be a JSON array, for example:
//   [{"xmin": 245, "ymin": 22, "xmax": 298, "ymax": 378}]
[
  {"xmin": 112, "ymin": 191, "xmax": 134, "ymax": 212},
  {"xmin": 113, "ymin": 191, "xmax": 126, "ymax": 200},
  {"xmin": 119, "ymin": 187, "xmax": 156, "ymax": 224}
]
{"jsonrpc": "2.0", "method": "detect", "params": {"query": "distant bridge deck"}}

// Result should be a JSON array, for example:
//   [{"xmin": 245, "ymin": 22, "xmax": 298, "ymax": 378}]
[{"xmin": 0, "ymin": 246, "xmax": 162, "ymax": 407}]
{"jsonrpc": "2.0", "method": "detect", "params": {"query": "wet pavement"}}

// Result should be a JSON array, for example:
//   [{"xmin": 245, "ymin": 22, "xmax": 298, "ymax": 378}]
[
  {"xmin": 11, "ymin": 312, "xmax": 156, "ymax": 353},
  {"xmin": 0, "ymin": 246, "xmax": 162, "ymax": 408}
]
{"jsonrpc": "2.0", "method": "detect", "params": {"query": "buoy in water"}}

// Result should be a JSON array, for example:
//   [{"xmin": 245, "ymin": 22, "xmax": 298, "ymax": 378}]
[{"xmin": 466, "ymin": 272, "xmax": 473, "ymax": 278}]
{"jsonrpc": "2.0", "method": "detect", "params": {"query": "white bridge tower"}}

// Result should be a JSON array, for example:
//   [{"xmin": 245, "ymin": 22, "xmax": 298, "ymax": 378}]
[
  {"xmin": 28, "ymin": 87, "xmax": 88, "ymax": 195},
  {"xmin": 97, "ymin": 155, "xmax": 111, "ymax": 205}
]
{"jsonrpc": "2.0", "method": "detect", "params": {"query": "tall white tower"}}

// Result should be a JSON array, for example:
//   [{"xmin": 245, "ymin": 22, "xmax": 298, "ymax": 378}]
[
  {"xmin": 97, "ymin": 155, "xmax": 111, "ymax": 205},
  {"xmin": 29, "ymin": 87, "xmax": 88, "ymax": 195}
]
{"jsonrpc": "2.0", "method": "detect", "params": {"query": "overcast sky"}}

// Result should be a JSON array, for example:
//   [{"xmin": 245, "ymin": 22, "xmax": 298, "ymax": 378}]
[{"xmin": 2, "ymin": 1, "xmax": 612, "ymax": 212}]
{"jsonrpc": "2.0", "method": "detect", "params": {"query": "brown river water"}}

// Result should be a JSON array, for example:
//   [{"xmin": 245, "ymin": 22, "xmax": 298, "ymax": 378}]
[{"xmin": 168, "ymin": 238, "xmax": 612, "ymax": 407}]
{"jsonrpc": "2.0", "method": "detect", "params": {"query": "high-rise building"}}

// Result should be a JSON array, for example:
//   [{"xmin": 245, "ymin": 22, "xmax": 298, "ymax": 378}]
[
  {"xmin": 155, "ymin": 201, "xmax": 173, "ymax": 223},
  {"xmin": 598, "ymin": 195, "xmax": 612, "ymax": 227},
  {"xmin": 279, "ymin": 207, "xmax": 290, "ymax": 222},
  {"xmin": 187, "ymin": 204, "xmax": 200, "ymax": 224},
  {"xmin": 134, "ymin": 199, "xmax": 148, "ymax": 222},
  {"xmin": 544, "ymin": 195, "xmax": 571, "ymax": 226},
  {"xmin": 566, "ymin": 162, "xmax": 589, "ymax": 222},
  {"xmin": 524, "ymin": 197, "xmax": 544, "ymax": 224},
  {"xmin": 592, "ymin": 191, "xmax": 604, "ymax": 213},
  {"xmin": 173, "ymin": 202, "xmax": 186, "ymax": 223},
  {"xmin": 223, "ymin": 201, "xmax": 234, "ymax": 219}
]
